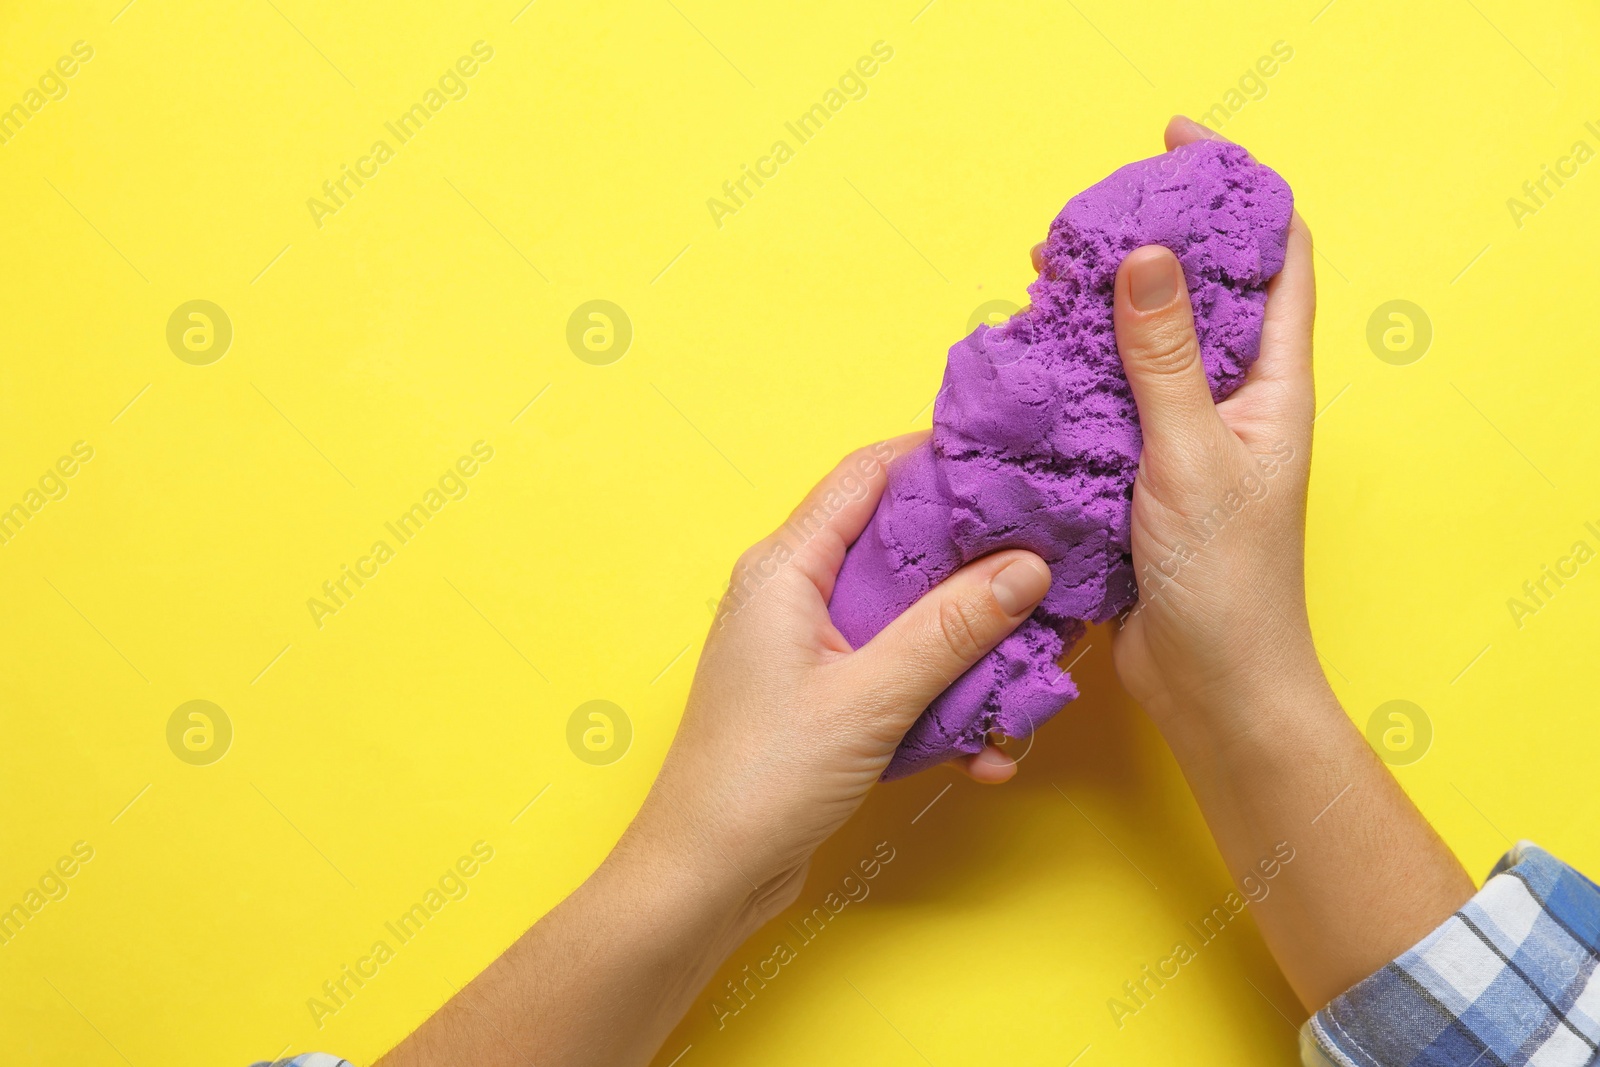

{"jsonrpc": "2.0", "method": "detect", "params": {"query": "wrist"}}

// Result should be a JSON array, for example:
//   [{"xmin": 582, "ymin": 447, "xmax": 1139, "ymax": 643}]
[
  {"xmin": 1145, "ymin": 653, "xmax": 1342, "ymax": 764},
  {"xmin": 611, "ymin": 794, "xmax": 796, "ymax": 948},
  {"xmin": 568, "ymin": 819, "xmax": 772, "ymax": 1030}
]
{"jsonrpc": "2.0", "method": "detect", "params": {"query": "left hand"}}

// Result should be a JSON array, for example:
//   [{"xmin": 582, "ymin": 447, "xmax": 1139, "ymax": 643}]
[{"xmin": 622, "ymin": 433, "xmax": 1053, "ymax": 922}]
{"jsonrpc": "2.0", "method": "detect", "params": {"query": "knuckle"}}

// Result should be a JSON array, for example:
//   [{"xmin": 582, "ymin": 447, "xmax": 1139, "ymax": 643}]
[
  {"xmin": 1293, "ymin": 213, "xmax": 1314, "ymax": 248},
  {"xmin": 844, "ymin": 440, "xmax": 893, "ymax": 481},
  {"xmin": 843, "ymin": 442, "xmax": 877, "ymax": 468},
  {"xmin": 731, "ymin": 543, "xmax": 766, "ymax": 580},
  {"xmin": 727, "ymin": 541, "xmax": 786, "ymax": 596},
  {"xmin": 936, "ymin": 595, "xmax": 991, "ymax": 663},
  {"xmin": 1135, "ymin": 327, "xmax": 1201, "ymax": 377}
]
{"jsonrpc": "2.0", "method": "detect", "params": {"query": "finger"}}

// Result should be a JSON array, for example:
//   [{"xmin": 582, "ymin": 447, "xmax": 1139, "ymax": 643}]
[
  {"xmin": 1216, "ymin": 211, "xmax": 1318, "ymax": 444},
  {"xmin": 760, "ymin": 433, "xmax": 925, "ymax": 601},
  {"xmin": 951, "ymin": 744, "xmax": 1017, "ymax": 784},
  {"xmin": 1164, "ymin": 115, "xmax": 1260, "ymax": 165},
  {"xmin": 1217, "ymin": 210, "xmax": 1316, "ymax": 448},
  {"xmin": 1113, "ymin": 245, "xmax": 1227, "ymax": 459},
  {"xmin": 848, "ymin": 550, "xmax": 1051, "ymax": 721},
  {"xmin": 1031, "ymin": 241, "xmax": 1045, "ymax": 273},
  {"xmin": 1261, "ymin": 212, "xmax": 1316, "ymax": 385},
  {"xmin": 1164, "ymin": 113, "xmax": 1227, "ymax": 151}
]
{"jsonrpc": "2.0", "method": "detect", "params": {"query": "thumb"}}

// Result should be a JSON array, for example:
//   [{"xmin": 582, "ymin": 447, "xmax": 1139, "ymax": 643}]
[
  {"xmin": 1114, "ymin": 245, "xmax": 1226, "ymax": 458},
  {"xmin": 849, "ymin": 551, "xmax": 1051, "ymax": 719}
]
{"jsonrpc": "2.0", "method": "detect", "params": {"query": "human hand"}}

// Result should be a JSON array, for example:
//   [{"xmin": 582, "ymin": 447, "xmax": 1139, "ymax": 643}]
[
  {"xmin": 620, "ymin": 435, "xmax": 1052, "ymax": 927},
  {"xmin": 1085, "ymin": 123, "xmax": 1477, "ymax": 1016},
  {"xmin": 1098, "ymin": 116, "xmax": 1323, "ymax": 741}
]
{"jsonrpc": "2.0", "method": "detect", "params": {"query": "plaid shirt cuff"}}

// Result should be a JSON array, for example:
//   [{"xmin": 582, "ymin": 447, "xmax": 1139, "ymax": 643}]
[{"xmin": 1301, "ymin": 842, "xmax": 1600, "ymax": 1067}]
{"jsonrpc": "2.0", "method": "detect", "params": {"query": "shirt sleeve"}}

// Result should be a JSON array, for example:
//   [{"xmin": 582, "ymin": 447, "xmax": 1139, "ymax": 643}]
[
  {"xmin": 249, "ymin": 1055, "xmax": 356, "ymax": 1067},
  {"xmin": 1300, "ymin": 842, "xmax": 1600, "ymax": 1067}
]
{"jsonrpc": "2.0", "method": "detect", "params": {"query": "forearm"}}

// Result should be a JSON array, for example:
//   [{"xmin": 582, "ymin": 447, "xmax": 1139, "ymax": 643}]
[
  {"xmin": 376, "ymin": 433, "xmax": 1058, "ymax": 1066},
  {"xmin": 378, "ymin": 822, "xmax": 765, "ymax": 1067},
  {"xmin": 1154, "ymin": 663, "xmax": 1475, "ymax": 1013}
]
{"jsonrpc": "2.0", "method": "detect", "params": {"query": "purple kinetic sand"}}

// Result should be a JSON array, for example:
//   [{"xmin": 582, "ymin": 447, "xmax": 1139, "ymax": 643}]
[{"xmin": 831, "ymin": 139, "xmax": 1293, "ymax": 779}]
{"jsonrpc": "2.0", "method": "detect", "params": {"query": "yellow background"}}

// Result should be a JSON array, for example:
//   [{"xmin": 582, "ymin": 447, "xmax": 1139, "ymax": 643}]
[{"xmin": 3, "ymin": 0, "xmax": 1597, "ymax": 1063}]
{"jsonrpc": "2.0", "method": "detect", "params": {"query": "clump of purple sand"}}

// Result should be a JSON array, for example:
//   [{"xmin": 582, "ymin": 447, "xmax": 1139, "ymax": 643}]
[{"xmin": 829, "ymin": 139, "xmax": 1293, "ymax": 779}]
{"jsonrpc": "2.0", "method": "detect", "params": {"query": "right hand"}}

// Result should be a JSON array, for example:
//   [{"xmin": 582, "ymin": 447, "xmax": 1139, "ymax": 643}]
[{"xmin": 1102, "ymin": 117, "xmax": 1322, "ymax": 742}]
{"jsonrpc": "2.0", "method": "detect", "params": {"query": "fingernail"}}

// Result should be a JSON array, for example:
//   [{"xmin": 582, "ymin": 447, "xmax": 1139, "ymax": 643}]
[
  {"xmin": 975, "ymin": 746, "xmax": 1013, "ymax": 768},
  {"xmin": 991, "ymin": 557, "xmax": 1050, "ymax": 615},
  {"xmin": 1129, "ymin": 251, "xmax": 1178, "ymax": 311}
]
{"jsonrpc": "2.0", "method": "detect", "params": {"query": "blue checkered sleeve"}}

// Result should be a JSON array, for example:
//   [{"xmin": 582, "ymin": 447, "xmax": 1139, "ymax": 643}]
[
  {"xmin": 249, "ymin": 1056, "xmax": 355, "ymax": 1067},
  {"xmin": 1301, "ymin": 842, "xmax": 1600, "ymax": 1067}
]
